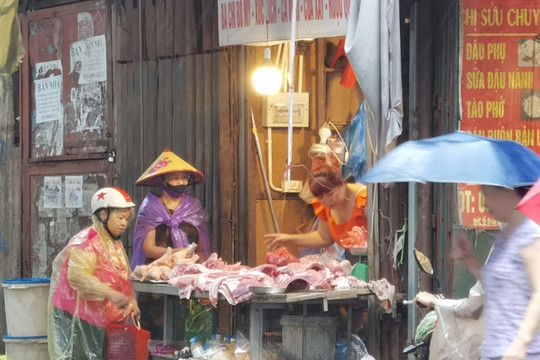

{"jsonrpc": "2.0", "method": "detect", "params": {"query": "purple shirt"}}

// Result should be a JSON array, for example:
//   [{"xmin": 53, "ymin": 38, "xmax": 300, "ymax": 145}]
[
  {"xmin": 130, "ymin": 192, "xmax": 211, "ymax": 269},
  {"xmin": 482, "ymin": 218, "xmax": 540, "ymax": 359}
]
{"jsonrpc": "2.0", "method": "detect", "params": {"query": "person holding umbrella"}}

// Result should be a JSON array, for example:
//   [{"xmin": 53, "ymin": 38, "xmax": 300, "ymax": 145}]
[{"xmin": 358, "ymin": 132, "xmax": 540, "ymax": 359}]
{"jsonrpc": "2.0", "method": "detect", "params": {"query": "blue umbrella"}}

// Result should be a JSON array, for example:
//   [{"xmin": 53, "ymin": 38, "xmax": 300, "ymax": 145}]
[{"xmin": 358, "ymin": 131, "xmax": 540, "ymax": 187}]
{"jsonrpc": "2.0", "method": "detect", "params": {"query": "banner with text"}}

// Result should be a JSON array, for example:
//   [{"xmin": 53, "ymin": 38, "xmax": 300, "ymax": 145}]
[
  {"xmin": 460, "ymin": 0, "xmax": 540, "ymax": 229},
  {"xmin": 218, "ymin": 0, "xmax": 351, "ymax": 46}
]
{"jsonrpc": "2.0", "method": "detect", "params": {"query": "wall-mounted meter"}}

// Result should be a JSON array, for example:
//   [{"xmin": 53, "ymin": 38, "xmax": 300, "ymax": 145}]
[{"xmin": 262, "ymin": 92, "xmax": 309, "ymax": 127}]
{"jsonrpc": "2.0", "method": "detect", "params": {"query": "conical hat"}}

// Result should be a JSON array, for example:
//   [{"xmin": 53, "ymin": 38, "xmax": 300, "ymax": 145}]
[{"xmin": 135, "ymin": 149, "xmax": 204, "ymax": 187}]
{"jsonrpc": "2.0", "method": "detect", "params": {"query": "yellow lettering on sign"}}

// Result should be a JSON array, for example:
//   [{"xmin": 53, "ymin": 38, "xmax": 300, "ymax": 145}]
[
  {"xmin": 463, "ymin": 8, "xmax": 477, "ymax": 26},
  {"xmin": 487, "ymin": 71, "xmax": 505, "ymax": 89},
  {"xmin": 466, "ymin": 42, "xmax": 484, "ymax": 60},
  {"xmin": 480, "ymin": 8, "xmax": 503, "ymax": 26},
  {"xmin": 487, "ymin": 43, "xmax": 505, "ymax": 60},
  {"xmin": 467, "ymin": 71, "xmax": 485, "ymax": 89},
  {"xmin": 486, "ymin": 100, "xmax": 505, "ymax": 118},
  {"xmin": 515, "ymin": 128, "xmax": 535, "ymax": 147},
  {"xmin": 507, "ymin": 8, "xmax": 540, "ymax": 27},
  {"xmin": 508, "ymin": 71, "xmax": 533, "ymax": 89},
  {"xmin": 487, "ymin": 128, "xmax": 513, "ymax": 140},
  {"xmin": 466, "ymin": 100, "xmax": 483, "ymax": 118}
]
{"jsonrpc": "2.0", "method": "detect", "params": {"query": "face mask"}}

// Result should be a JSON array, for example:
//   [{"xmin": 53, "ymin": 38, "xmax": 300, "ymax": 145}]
[{"xmin": 160, "ymin": 182, "xmax": 187, "ymax": 198}]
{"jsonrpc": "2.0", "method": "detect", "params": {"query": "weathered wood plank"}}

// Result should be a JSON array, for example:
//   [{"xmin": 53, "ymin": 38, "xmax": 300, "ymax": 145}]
[
  {"xmin": 172, "ymin": 57, "xmax": 186, "ymax": 153},
  {"xmin": 185, "ymin": 0, "xmax": 197, "ymax": 55},
  {"xmin": 143, "ymin": 61, "xmax": 158, "ymax": 164},
  {"xmin": 157, "ymin": 59, "xmax": 174, "ymax": 148},
  {"xmin": 201, "ymin": 0, "xmax": 213, "ymax": 52},
  {"xmin": 211, "ymin": 52, "xmax": 221, "ymax": 251},
  {"xmin": 156, "ymin": 0, "xmax": 174, "ymax": 58},
  {"xmin": 195, "ymin": 54, "xmax": 205, "ymax": 205},
  {"xmin": 173, "ymin": 0, "xmax": 186, "ymax": 56},
  {"xmin": 183, "ymin": 56, "xmax": 195, "ymax": 163},
  {"xmin": 144, "ymin": 0, "xmax": 156, "ymax": 60},
  {"xmin": 202, "ymin": 53, "xmax": 213, "ymax": 226}
]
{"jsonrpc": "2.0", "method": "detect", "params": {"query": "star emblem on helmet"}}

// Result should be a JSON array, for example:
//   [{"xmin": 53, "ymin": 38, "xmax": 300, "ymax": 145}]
[{"xmin": 97, "ymin": 191, "xmax": 106, "ymax": 200}]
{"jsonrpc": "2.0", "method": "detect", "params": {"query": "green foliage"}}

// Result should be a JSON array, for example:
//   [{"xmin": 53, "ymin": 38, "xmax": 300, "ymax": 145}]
[{"xmin": 184, "ymin": 300, "xmax": 212, "ymax": 343}]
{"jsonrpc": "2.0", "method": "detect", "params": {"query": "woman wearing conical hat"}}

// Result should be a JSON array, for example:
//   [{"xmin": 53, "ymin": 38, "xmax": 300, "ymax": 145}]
[{"xmin": 130, "ymin": 149, "xmax": 211, "ymax": 269}]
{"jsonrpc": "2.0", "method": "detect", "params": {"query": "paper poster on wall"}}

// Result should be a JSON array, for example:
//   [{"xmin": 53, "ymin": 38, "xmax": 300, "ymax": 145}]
[
  {"xmin": 459, "ymin": 0, "xmax": 540, "ymax": 229},
  {"xmin": 65, "ymin": 176, "xmax": 83, "ymax": 208},
  {"xmin": 77, "ymin": 34, "xmax": 107, "ymax": 84},
  {"xmin": 43, "ymin": 176, "xmax": 63, "ymax": 209},
  {"xmin": 34, "ymin": 60, "xmax": 63, "ymax": 124}
]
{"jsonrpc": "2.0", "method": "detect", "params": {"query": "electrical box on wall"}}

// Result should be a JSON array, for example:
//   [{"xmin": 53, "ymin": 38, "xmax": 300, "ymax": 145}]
[{"xmin": 262, "ymin": 92, "xmax": 310, "ymax": 127}]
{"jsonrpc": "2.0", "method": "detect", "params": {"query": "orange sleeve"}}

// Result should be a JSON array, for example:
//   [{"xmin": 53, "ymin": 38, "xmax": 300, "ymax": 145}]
[
  {"xmin": 312, "ymin": 198, "xmax": 330, "ymax": 221},
  {"xmin": 355, "ymin": 186, "xmax": 367, "ymax": 209}
]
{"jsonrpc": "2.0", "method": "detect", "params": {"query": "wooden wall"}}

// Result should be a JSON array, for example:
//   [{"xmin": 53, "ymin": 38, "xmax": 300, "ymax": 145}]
[
  {"xmin": 0, "ymin": 74, "xmax": 21, "ymax": 352},
  {"xmin": 111, "ymin": 0, "xmax": 227, "ymax": 258}
]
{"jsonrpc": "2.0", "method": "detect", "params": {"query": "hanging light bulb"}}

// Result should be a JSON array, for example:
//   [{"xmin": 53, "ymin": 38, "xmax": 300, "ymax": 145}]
[{"xmin": 252, "ymin": 47, "xmax": 282, "ymax": 95}]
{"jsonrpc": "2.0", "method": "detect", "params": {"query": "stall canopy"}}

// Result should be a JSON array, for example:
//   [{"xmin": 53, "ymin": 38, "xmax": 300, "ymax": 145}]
[{"xmin": 217, "ymin": 0, "xmax": 403, "ymax": 160}]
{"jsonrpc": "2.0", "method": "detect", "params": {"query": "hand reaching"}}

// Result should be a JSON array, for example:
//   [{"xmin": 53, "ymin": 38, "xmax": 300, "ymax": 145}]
[
  {"xmin": 263, "ymin": 233, "xmax": 289, "ymax": 251},
  {"xmin": 502, "ymin": 338, "xmax": 528, "ymax": 360},
  {"xmin": 414, "ymin": 291, "xmax": 438, "ymax": 308},
  {"xmin": 451, "ymin": 233, "xmax": 483, "ymax": 280},
  {"xmin": 107, "ymin": 289, "xmax": 131, "ymax": 309}
]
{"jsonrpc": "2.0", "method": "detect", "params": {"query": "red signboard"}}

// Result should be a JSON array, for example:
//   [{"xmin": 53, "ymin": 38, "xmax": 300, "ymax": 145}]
[{"xmin": 460, "ymin": 0, "xmax": 540, "ymax": 229}]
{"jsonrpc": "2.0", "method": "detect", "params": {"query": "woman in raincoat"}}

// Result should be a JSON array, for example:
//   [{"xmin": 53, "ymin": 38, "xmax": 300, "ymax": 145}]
[
  {"xmin": 48, "ymin": 187, "xmax": 141, "ymax": 359},
  {"xmin": 130, "ymin": 149, "xmax": 211, "ymax": 268},
  {"xmin": 129, "ymin": 149, "xmax": 211, "ymax": 338}
]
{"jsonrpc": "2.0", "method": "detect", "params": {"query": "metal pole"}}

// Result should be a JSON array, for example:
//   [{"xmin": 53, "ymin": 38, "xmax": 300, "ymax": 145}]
[{"xmin": 251, "ymin": 109, "xmax": 280, "ymax": 233}]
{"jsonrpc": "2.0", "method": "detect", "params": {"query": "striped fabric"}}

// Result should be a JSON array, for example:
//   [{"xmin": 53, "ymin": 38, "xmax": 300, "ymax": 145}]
[{"xmin": 482, "ymin": 219, "xmax": 540, "ymax": 359}]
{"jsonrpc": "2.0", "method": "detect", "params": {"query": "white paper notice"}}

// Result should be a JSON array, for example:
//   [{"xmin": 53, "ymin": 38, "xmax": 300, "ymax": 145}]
[
  {"xmin": 78, "ymin": 34, "xmax": 107, "ymax": 84},
  {"xmin": 43, "ymin": 176, "xmax": 63, "ymax": 209},
  {"xmin": 35, "ymin": 75, "xmax": 63, "ymax": 124},
  {"xmin": 65, "ymin": 176, "xmax": 83, "ymax": 208}
]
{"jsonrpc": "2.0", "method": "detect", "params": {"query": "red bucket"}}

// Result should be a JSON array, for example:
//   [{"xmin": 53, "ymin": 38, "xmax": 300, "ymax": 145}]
[{"xmin": 107, "ymin": 322, "xmax": 150, "ymax": 360}]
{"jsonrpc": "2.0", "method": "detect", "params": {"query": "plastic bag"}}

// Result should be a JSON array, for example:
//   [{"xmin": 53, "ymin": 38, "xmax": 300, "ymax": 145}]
[
  {"xmin": 349, "ymin": 334, "xmax": 375, "ymax": 360},
  {"xmin": 147, "ymin": 339, "xmax": 186, "ymax": 357},
  {"xmin": 234, "ymin": 330, "xmax": 250, "ymax": 360},
  {"xmin": 429, "ymin": 281, "xmax": 485, "ymax": 359},
  {"xmin": 321, "ymin": 242, "xmax": 345, "ymax": 263},
  {"xmin": 343, "ymin": 103, "xmax": 367, "ymax": 181}
]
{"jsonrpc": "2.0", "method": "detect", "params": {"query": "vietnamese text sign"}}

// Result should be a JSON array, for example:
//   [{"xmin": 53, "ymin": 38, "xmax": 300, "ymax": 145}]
[
  {"xmin": 218, "ymin": 0, "xmax": 351, "ymax": 46},
  {"xmin": 460, "ymin": 0, "xmax": 540, "ymax": 229}
]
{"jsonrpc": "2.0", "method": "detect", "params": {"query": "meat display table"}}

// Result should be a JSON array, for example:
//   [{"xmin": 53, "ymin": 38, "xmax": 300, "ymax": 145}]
[{"xmin": 131, "ymin": 281, "xmax": 375, "ymax": 359}]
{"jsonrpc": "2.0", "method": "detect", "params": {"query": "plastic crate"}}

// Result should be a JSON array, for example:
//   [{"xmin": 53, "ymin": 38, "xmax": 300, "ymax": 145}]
[
  {"xmin": 107, "ymin": 323, "xmax": 151, "ymax": 360},
  {"xmin": 280, "ymin": 315, "xmax": 338, "ymax": 360}
]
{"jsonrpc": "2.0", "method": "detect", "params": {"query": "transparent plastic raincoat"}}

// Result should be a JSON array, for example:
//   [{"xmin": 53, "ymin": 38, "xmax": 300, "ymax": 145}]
[{"xmin": 48, "ymin": 221, "xmax": 137, "ymax": 359}]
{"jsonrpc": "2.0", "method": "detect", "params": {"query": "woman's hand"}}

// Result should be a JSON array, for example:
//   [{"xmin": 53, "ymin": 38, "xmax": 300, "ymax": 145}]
[
  {"xmin": 263, "ymin": 233, "xmax": 290, "ymax": 251},
  {"xmin": 129, "ymin": 299, "xmax": 141, "ymax": 322},
  {"xmin": 502, "ymin": 338, "xmax": 528, "ymax": 360},
  {"xmin": 414, "ymin": 291, "xmax": 438, "ymax": 308},
  {"xmin": 451, "ymin": 233, "xmax": 483, "ymax": 280},
  {"xmin": 107, "ymin": 288, "xmax": 131, "ymax": 309}
]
